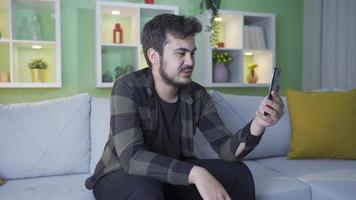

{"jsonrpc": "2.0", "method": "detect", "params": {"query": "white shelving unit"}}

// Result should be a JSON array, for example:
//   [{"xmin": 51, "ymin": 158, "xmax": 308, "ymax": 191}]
[
  {"xmin": 0, "ymin": 0, "xmax": 61, "ymax": 88},
  {"xmin": 95, "ymin": 1, "xmax": 178, "ymax": 88},
  {"xmin": 194, "ymin": 10, "xmax": 275, "ymax": 87}
]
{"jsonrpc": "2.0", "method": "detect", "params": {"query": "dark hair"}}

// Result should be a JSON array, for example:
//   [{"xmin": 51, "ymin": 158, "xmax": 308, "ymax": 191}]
[{"xmin": 141, "ymin": 14, "xmax": 202, "ymax": 67}]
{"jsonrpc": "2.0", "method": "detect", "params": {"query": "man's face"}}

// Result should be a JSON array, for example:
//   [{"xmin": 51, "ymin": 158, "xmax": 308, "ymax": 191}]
[{"xmin": 158, "ymin": 33, "xmax": 196, "ymax": 87}]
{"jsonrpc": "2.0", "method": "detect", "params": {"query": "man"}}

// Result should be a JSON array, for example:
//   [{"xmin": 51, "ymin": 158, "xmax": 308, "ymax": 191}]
[{"xmin": 86, "ymin": 14, "xmax": 284, "ymax": 200}]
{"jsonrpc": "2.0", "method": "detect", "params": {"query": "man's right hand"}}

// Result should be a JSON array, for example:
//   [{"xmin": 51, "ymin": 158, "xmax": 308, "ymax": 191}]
[{"xmin": 188, "ymin": 166, "xmax": 231, "ymax": 200}]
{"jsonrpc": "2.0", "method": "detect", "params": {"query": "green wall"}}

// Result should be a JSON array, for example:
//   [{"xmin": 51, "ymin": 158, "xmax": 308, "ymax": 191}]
[{"xmin": 0, "ymin": 0, "xmax": 303, "ymax": 103}]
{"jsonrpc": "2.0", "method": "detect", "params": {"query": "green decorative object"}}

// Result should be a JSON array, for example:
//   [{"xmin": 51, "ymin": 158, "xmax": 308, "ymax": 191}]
[
  {"xmin": 200, "ymin": 0, "xmax": 222, "ymax": 47},
  {"xmin": 28, "ymin": 58, "xmax": 48, "ymax": 70},
  {"xmin": 114, "ymin": 65, "xmax": 133, "ymax": 80},
  {"xmin": 212, "ymin": 51, "xmax": 232, "ymax": 65},
  {"xmin": 102, "ymin": 70, "xmax": 113, "ymax": 83},
  {"xmin": 28, "ymin": 58, "xmax": 48, "ymax": 82},
  {"xmin": 114, "ymin": 66, "xmax": 124, "ymax": 80}
]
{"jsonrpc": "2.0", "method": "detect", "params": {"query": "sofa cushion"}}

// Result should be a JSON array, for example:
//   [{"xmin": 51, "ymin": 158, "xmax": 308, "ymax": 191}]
[
  {"xmin": 205, "ymin": 91, "xmax": 291, "ymax": 159},
  {"xmin": 0, "ymin": 94, "xmax": 91, "ymax": 179},
  {"xmin": 286, "ymin": 90, "xmax": 356, "ymax": 159},
  {"xmin": 89, "ymin": 97, "xmax": 110, "ymax": 174},
  {"xmin": 244, "ymin": 160, "xmax": 311, "ymax": 200},
  {"xmin": 0, "ymin": 173, "xmax": 94, "ymax": 200},
  {"xmin": 258, "ymin": 156, "xmax": 356, "ymax": 200}
]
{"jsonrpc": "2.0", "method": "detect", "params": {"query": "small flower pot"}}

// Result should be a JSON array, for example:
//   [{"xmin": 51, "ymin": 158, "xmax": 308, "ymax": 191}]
[
  {"xmin": 0, "ymin": 71, "xmax": 9, "ymax": 82},
  {"xmin": 31, "ymin": 69, "xmax": 46, "ymax": 82},
  {"xmin": 213, "ymin": 62, "xmax": 229, "ymax": 82}
]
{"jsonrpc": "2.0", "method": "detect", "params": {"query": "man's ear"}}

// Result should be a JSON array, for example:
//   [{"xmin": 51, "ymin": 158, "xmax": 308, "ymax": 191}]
[{"xmin": 147, "ymin": 48, "xmax": 160, "ymax": 66}]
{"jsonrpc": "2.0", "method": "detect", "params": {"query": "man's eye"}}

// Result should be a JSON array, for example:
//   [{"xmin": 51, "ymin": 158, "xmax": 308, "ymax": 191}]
[{"xmin": 176, "ymin": 52, "xmax": 185, "ymax": 57}]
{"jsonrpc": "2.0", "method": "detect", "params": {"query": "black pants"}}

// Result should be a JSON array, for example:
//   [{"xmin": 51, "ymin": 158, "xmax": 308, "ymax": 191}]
[{"xmin": 93, "ymin": 159, "xmax": 255, "ymax": 200}]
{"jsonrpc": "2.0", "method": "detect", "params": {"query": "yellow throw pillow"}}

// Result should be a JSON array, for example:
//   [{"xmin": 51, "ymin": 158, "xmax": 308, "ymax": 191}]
[
  {"xmin": 0, "ymin": 178, "xmax": 5, "ymax": 186},
  {"xmin": 286, "ymin": 89, "xmax": 356, "ymax": 159}
]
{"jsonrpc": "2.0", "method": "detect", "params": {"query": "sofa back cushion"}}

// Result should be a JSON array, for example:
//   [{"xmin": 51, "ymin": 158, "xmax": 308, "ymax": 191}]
[
  {"xmin": 0, "ymin": 94, "xmax": 91, "ymax": 179},
  {"xmin": 195, "ymin": 91, "xmax": 291, "ymax": 159},
  {"xmin": 89, "ymin": 97, "xmax": 110, "ymax": 174}
]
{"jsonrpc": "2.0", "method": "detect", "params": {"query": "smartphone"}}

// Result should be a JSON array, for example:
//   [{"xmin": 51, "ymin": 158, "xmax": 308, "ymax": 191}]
[
  {"xmin": 267, "ymin": 67, "xmax": 281, "ymax": 100},
  {"xmin": 264, "ymin": 67, "xmax": 281, "ymax": 116}
]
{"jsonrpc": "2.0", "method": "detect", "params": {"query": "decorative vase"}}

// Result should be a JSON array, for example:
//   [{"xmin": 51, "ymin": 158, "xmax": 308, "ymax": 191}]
[
  {"xmin": 113, "ymin": 23, "xmax": 123, "ymax": 44},
  {"xmin": 0, "ymin": 71, "xmax": 9, "ymax": 82},
  {"xmin": 31, "ymin": 69, "xmax": 46, "ymax": 82},
  {"xmin": 247, "ymin": 69, "xmax": 258, "ymax": 83},
  {"xmin": 30, "ymin": 15, "xmax": 41, "ymax": 40},
  {"xmin": 213, "ymin": 62, "xmax": 229, "ymax": 82},
  {"xmin": 217, "ymin": 42, "xmax": 225, "ymax": 48}
]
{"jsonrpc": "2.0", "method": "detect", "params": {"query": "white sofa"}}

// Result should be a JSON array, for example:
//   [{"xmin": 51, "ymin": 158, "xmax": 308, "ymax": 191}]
[{"xmin": 0, "ymin": 92, "xmax": 355, "ymax": 200}]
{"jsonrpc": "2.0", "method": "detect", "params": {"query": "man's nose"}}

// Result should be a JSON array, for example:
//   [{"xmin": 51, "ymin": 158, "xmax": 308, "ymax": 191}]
[{"xmin": 184, "ymin": 54, "xmax": 194, "ymax": 66}]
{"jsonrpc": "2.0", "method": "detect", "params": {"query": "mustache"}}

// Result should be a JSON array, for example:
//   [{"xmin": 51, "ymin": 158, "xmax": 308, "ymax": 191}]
[{"xmin": 180, "ymin": 66, "xmax": 193, "ymax": 71}]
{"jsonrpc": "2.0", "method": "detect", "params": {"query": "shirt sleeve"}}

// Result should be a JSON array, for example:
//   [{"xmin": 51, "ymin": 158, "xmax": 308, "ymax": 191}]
[
  {"xmin": 197, "ymin": 90, "xmax": 263, "ymax": 161},
  {"xmin": 110, "ymin": 78, "xmax": 194, "ymax": 185}
]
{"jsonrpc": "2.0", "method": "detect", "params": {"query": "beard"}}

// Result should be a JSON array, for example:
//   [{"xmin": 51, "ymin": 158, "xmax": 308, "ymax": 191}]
[{"xmin": 159, "ymin": 59, "xmax": 193, "ymax": 87}]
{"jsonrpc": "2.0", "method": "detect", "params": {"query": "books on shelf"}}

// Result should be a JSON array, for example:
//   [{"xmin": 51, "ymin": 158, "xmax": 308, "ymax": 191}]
[{"xmin": 243, "ymin": 25, "xmax": 266, "ymax": 50}]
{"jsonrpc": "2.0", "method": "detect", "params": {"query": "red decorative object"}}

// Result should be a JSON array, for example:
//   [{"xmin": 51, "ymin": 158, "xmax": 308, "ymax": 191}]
[
  {"xmin": 113, "ymin": 23, "xmax": 123, "ymax": 44},
  {"xmin": 144, "ymin": 0, "xmax": 154, "ymax": 4},
  {"xmin": 217, "ymin": 42, "xmax": 225, "ymax": 48}
]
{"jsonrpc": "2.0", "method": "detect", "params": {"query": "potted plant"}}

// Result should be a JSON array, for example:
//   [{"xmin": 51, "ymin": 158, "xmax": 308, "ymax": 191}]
[
  {"xmin": 28, "ymin": 58, "xmax": 48, "ymax": 82},
  {"xmin": 200, "ymin": 0, "xmax": 222, "ymax": 47},
  {"xmin": 212, "ymin": 51, "xmax": 232, "ymax": 82}
]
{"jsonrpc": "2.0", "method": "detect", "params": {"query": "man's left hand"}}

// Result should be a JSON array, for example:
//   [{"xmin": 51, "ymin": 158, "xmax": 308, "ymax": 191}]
[{"xmin": 251, "ymin": 91, "xmax": 284, "ymax": 136}]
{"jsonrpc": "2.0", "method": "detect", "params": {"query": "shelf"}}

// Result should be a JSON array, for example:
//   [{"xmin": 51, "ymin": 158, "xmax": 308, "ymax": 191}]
[
  {"xmin": 101, "ymin": 43, "xmax": 139, "ymax": 48},
  {"xmin": 0, "ymin": 82, "xmax": 60, "ymax": 88},
  {"xmin": 0, "ymin": 1, "xmax": 9, "ymax": 40},
  {"xmin": 100, "ymin": 5, "xmax": 139, "ymax": 45},
  {"xmin": 212, "ymin": 49, "xmax": 243, "ymax": 83},
  {"xmin": 0, "ymin": 43, "xmax": 10, "ymax": 83},
  {"xmin": 217, "ymin": 11, "xmax": 243, "ymax": 49},
  {"xmin": 194, "ymin": 10, "xmax": 275, "ymax": 88},
  {"xmin": 96, "ymin": 1, "xmax": 178, "ymax": 87},
  {"xmin": 12, "ymin": 44, "xmax": 56, "ymax": 83},
  {"xmin": 0, "ymin": 0, "xmax": 61, "ymax": 88},
  {"xmin": 11, "ymin": 0, "xmax": 56, "ymax": 41},
  {"xmin": 0, "ymin": 38, "xmax": 10, "ymax": 43},
  {"xmin": 243, "ymin": 50, "xmax": 273, "ymax": 84},
  {"xmin": 100, "ymin": 45, "xmax": 138, "ymax": 84}
]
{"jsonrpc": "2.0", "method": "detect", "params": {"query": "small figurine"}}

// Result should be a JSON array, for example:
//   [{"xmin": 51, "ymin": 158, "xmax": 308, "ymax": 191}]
[
  {"xmin": 30, "ymin": 15, "xmax": 41, "ymax": 40},
  {"xmin": 113, "ymin": 23, "xmax": 123, "ymax": 43}
]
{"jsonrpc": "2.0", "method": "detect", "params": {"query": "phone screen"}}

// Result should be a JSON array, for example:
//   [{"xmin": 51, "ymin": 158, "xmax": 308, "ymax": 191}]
[
  {"xmin": 264, "ymin": 67, "xmax": 281, "ymax": 116},
  {"xmin": 267, "ymin": 67, "xmax": 281, "ymax": 100}
]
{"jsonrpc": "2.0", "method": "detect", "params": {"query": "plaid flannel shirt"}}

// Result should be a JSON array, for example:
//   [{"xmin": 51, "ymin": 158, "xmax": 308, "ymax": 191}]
[{"xmin": 85, "ymin": 67, "xmax": 262, "ymax": 189}]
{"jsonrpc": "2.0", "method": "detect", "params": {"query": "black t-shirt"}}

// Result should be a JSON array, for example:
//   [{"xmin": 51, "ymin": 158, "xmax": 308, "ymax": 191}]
[{"xmin": 145, "ymin": 95, "xmax": 182, "ymax": 159}]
